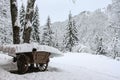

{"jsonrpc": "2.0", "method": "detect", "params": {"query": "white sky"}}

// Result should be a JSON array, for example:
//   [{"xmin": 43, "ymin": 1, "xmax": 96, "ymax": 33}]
[{"xmin": 18, "ymin": 0, "xmax": 112, "ymax": 26}]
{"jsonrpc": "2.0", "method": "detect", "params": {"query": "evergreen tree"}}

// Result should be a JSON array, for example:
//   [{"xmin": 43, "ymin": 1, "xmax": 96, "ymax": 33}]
[
  {"xmin": 31, "ymin": 5, "xmax": 40, "ymax": 43},
  {"xmin": 64, "ymin": 12, "xmax": 79, "ymax": 52},
  {"xmin": 19, "ymin": 3, "xmax": 25, "ymax": 32},
  {"xmin": 96, "ymin": 38, "xmax": 104, "ymax": 54},
  {"xmin": 19, "ymin": 3, "xmax": 25, "ymax": 43},
  {"xmin": 41, "ymin": 16, "xmax": 54, "ymax": 46}
]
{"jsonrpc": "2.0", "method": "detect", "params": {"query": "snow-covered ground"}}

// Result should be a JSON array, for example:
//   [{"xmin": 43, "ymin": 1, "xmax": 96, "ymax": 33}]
[{"xmin": 0, "ymin": 52, "xmax": 120, "ymax": 80}]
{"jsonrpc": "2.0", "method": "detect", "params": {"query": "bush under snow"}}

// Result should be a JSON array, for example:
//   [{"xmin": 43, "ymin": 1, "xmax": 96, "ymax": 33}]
[{"xmin": 72, "ymin": 44, "xmax": 93, "ymax": 53}]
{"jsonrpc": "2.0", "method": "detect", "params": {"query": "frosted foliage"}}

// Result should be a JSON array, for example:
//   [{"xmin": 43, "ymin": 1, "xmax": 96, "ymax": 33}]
[
  {"xmin": 109, "ymin": 0, "xmax": 120, "ymax": 27},
  {"xmin": 41, "ymin": 16, "xmax": 54, "ymax": 46},
  {"xmin": 106, "ymin": 0, "xmax": 120, "ymax": 58},
  {"xmin": 64, "ymin": 12, "xmax": 78, "ymax": 52},
  {"xmin": 0, "ymin": 0, "xmax": 12, "ymax": 44},
  {"xmin": 31, "ymin": 5, "xmax": 40, "ymax": 43},
  {"xmin": 43, "ymin": 10, "xmax": 108, "ymax": 52}
]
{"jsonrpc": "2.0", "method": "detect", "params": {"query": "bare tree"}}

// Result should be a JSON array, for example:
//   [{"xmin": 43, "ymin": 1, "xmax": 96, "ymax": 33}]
[
  {"xmin": 10, "ymin": 0, "xmax": 20, "ymax": 44},
  {"xmin": 23, "ymin": 0, "xmax": 36, "ymax": 43}
]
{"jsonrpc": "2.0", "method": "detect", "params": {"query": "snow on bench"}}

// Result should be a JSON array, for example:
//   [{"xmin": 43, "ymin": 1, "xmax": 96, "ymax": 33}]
[{"xmin": 0, "ymin": 43, "xmax": 63, "ymax": 58}]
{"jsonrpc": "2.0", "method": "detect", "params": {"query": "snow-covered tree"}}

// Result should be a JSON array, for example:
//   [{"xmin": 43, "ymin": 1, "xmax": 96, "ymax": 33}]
[
  {"xmin": 107, "ymin": 0, "xmax": 120, "ymax": 58},
  {"xmin": 63, "ymin": 12, "xmax": 79, "ymax": 52},
  {"xmin": 19, "ymin": 3, "xmax": 25, "ymax": 43},
  {"xmin": 112, "ymin": 34, "xmax": 119, "ymax": 59},
  {"xmin": 96, "ymin": 38, "xmax": 104, "ymax": 55},
  {"xmin": 10, "ymin": 0, "xmax": 20, "ymax": 44},
  {"xmin": 109, "ymin": 29, "xmax": 120, "ymax": 59},
  {"xmin": 41, "ymin": 16, "xmax": 54, "ymax": 46},
  {"xmin": 54, "ymin": 33, "xmax": 59, "ymax": 48},
  {"xmin": 108, "ymin": 0, "xmax": 120, "ymax": 28},
  {"xmin": 31, "ymin": 5, "xmax": 40, "ymax": 43},
  {"xmin": 23, "ymin": 0, "xmax": 36, "ymax": 43},
  {"xmin": 19, "ymin": 3, "xmax": 25, "ymax": 31}
]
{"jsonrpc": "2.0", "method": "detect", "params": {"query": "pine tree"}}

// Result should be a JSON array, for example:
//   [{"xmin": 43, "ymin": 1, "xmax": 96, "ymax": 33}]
[
  {"xmin": 41, "ymin": 16, "xmax": 54, "ymax": 46},
  {"xmin": 64, "ymin": 12, "xmax": 79, "ymax": 52},
  {"xmin": 96, "ymin": 38, "xmax": 104, "ymax": 54},
  {"xmin": 19, "ymin": 3, "xmax": 25, "ymax": 43},
  {"xmin": 19, "ymin": 3, "xmax": 25, "ymax": 32},
  {"xmin": 31, "ymin": 5, "xmax": 40, "ymax": 43}
]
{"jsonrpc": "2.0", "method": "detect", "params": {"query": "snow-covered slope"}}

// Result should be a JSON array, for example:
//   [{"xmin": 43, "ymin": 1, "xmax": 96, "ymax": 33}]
[
  {"xmin": 41, "ymin": 9, "xmax": 111, "ymax": 52},
  {"xmin": 0, "ymin": 52, "xmax": 120, "ymax": 80},
  {"xmin": 72, "ymin": 43, "xmax": 93, "ymax": 53}
]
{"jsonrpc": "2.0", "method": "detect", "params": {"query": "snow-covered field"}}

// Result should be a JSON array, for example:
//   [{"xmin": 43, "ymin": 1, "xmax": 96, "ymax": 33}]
[{"xmin": 0, "ymin": 52, "xmax": 120, "ymax": 80}]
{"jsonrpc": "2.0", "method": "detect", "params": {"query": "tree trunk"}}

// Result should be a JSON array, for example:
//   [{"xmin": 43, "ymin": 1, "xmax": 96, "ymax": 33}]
[
  {"xmin": 23, "ymin": 27, "xmax": 32, "ymax": 43},
  {"xmin": 10, "ymin": 0, "xmax": 20, "ymax": 44},
  {"xmin": 23, "ymin": 0, "xmax": 36, "ymax": 43}
]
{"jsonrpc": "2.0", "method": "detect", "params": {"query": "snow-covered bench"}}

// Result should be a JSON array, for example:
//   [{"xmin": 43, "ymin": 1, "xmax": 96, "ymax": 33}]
[{"xmin": 0, "ymin": 43, "xmax": 63, "ymax": 58}]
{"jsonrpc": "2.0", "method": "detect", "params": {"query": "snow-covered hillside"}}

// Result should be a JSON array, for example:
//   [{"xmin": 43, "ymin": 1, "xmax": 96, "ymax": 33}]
[
  {"xmin": 0, "ymin": 0, "xmax": 12, "ymax": 44},
  {"xmin": 0, "ymin": 52, "xmax": 120, "ymax": 80},
  {"xmin": 41, "ymin": 9, "xmax": 111, "ymax": 52}
]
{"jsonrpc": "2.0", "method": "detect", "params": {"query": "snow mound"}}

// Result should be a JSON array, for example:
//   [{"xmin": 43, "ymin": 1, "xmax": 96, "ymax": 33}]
[
  {"xmin": 0, "ymin": 43, "xmax": 63, "ymax": 58},
  {"xmin": 73, "ymin": 44, "xmax": 92, "ymax": 53},
  {"xmin": 0, "ymin": 53, "xmax": 13, "ymax": 65}
]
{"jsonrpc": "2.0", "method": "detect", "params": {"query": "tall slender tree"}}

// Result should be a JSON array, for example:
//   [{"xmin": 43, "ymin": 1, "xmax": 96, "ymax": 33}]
[
  {"xmin": 19, "ymin": 3, "xmax": 25, "ymax": 43},
  {"xmin": 112, "ymin": 33, "xmax": 119, "ymax": 59},
  {"xmin": 31, "ymin": 5, "xmax": 40, "ymax": 43},
  {"xmin": 19, "ymin": 3, "xmax": 25, "ymax": 30},
  {"xmin": 41, "ymin": 16, "xmax": 54, "ymax": 46},
  {"xmin": 64, "ymin": 12, "xmax": 79, "ymax": 52},
  {"xmin": 10, "ymin": 0, "xmax": 20, "ymax": 44},
  {"xmin": 23, "ymin": 0, "xmax": 36, "ymax": 43}
]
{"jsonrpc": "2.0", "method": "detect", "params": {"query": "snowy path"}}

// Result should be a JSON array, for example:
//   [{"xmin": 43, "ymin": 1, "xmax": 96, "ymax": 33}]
[{"xmin": 0, "ymin": 53, "xmax": 120, "ymax": 80}]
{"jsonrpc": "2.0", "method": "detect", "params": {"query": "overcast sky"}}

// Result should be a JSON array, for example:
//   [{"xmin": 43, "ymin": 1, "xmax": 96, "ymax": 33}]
[{"xmin": 18, "ymin": 0, "xmax": 111, "ymax": 26}]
